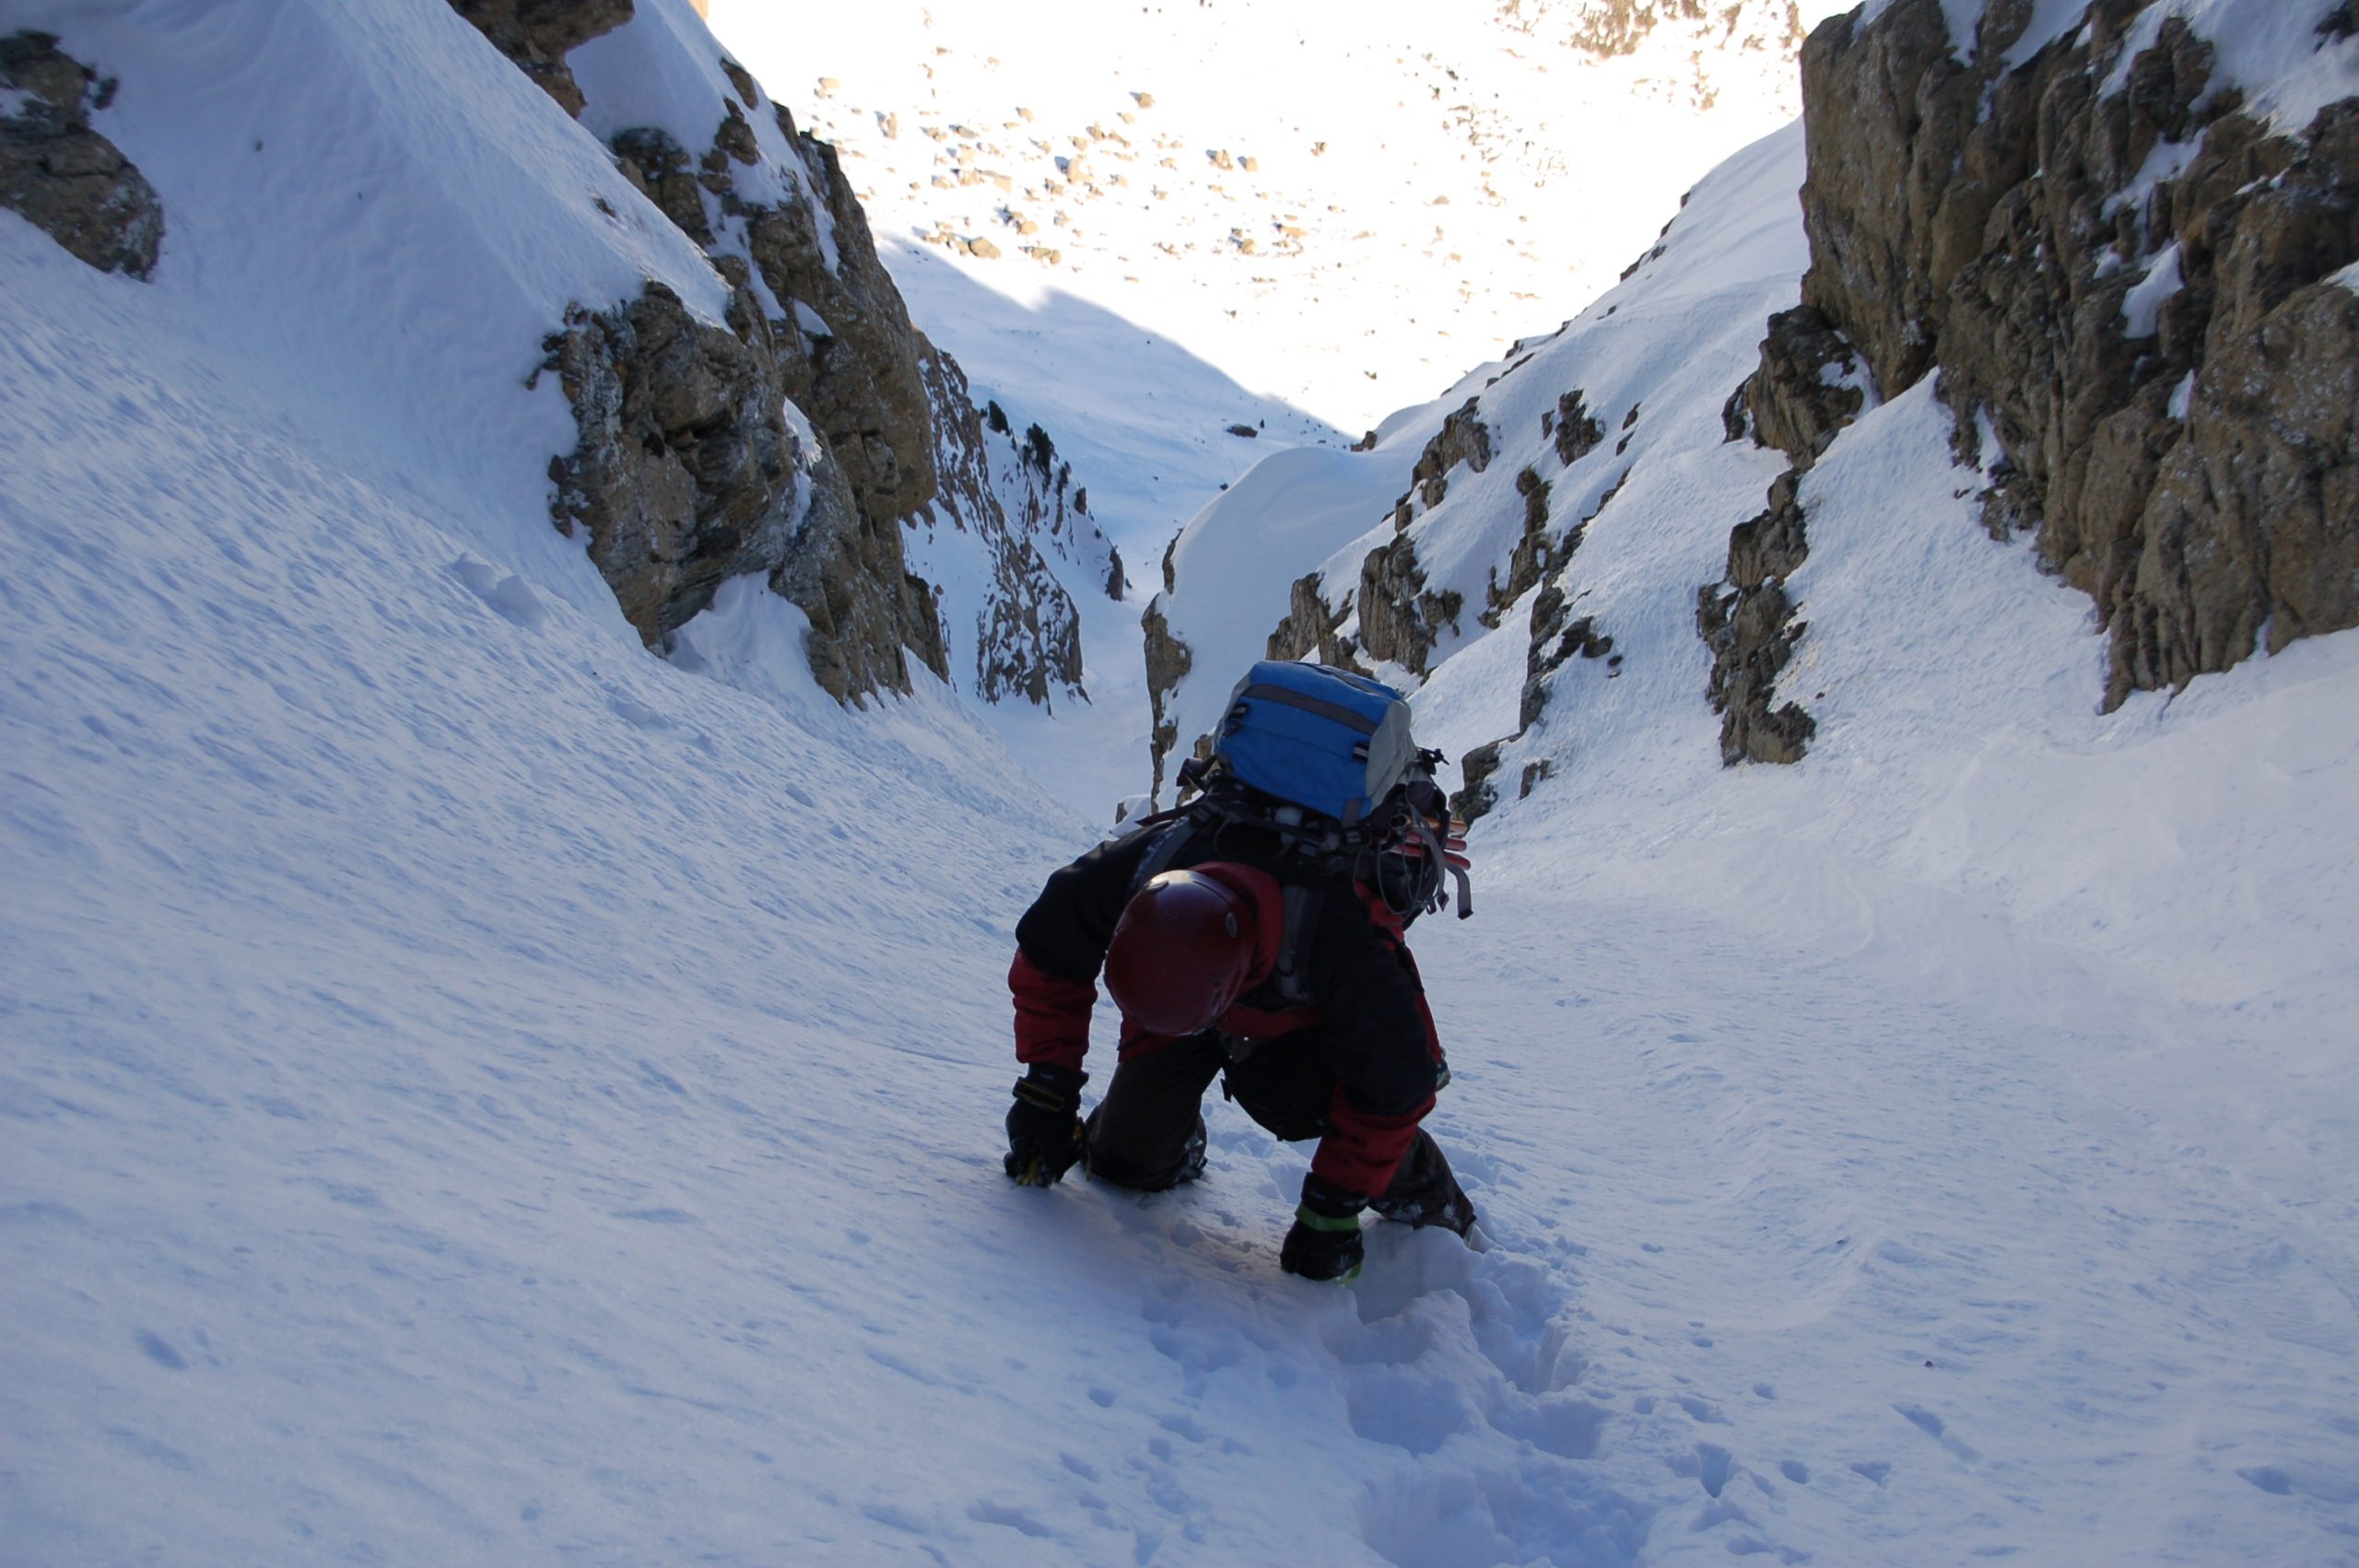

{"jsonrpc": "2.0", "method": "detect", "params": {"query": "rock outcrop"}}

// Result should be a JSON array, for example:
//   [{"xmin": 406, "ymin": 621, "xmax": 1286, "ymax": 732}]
[
  {"xmin": 1392, "ymin": 397, "xmax": 1493, "ymax": 529},
  {"xmin": 1267, "ymin": 571, "xmax": 1347, "ymax": 666},
  {"xmin": 0, "ymin": 32, "xmax": 162, "ymax": 279},
  {"xmin": 540, "ymin": 277, "xmax": 804, "ymax": 640},
  {"xmin": 914, "ymin": 350, "xmax": 1120, "ymax": 708},
  {"xmin": 1522, "ymin": 583, "xmax": 1617, "ymax": 730},
  {"xmin": 444, "ymin": 0, "xmax": 629, "ymax": 118},
  {"xmin": 455, "ymin": 5, "xmax": 1096, "ymax": 706},
  {"xmin": 1697, "ymin": 473, "xmax": 1816, "ymax": 765},
  {"xmin": 1455, "ymin": 577, "xmax": 1622, "ymax": 825},
  {"xmin": 1701, "ymin": 303, "xmax": 1863, "ymax": 764},
  {"xmin": 538, "ymin": 273, "xmax": 944, "ymax": 702},
  {"xmin": 1724, "ymin": 305, "xmax": 1864, "ymax": 463},
  {"xmin": 1356, "ymin": 534, "xmax": 1463, "ymax": 676},
  {"xmin": 1549, "ymin": 389, "xmax": 1604, "ymax": 467},
  {"xmin": 1142, "ymin": 598, "xmax": 1193, "ymax": 802},
  {"xmin": 1485, "ymin": 464, "xmax": 1582, "ymax": 626},
  {"xmin": 1449, "ymin": 738, "xmax": 1507, "ymax": 825},
  {"xmin": 601, "ymin": 107, "xmax": 941, "ymax": 617},
  {"xmin": 1784, "ymin": 0, "xmax": 2359, "ymax": 710}
]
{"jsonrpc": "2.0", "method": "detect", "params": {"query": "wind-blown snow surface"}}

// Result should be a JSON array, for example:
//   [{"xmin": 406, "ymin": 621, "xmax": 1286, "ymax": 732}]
[{"xmin": 7, "ymin": 6, "xmax": 2359, "ymax": 1568}]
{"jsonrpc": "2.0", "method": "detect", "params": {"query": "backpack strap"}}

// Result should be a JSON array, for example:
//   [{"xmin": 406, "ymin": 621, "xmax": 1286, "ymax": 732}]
[
  {"xmin": 1124, "ymin": 818, "xmax": 1198, "ymax": 899},
  {"xmin": 1271, "ymin": 883, "xmax": 1325, "ymax": 1006}
]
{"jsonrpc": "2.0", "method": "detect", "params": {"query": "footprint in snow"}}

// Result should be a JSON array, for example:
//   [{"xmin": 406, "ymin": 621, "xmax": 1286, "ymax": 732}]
[
  {"xmin": 1895, "ymin": 1402, "xmax": 1981, "ymax": 1464},
  {"xmin": 447, "ymin": 557, "xmax": 546, "ymax": 630},
  {"xmin": 135, "ymin": 1330, "xmax": 187, "ymax": 1371}
]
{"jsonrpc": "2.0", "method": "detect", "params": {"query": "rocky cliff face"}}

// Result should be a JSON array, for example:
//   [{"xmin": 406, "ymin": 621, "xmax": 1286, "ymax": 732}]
[
  {"xmin": 584, "ymin": 78, "xmax": 947, "ymax": 700},
  {"xmin": 0, "ymin": 31, "xmax": 163, "ymax": 280},
  {"xmin": 452, "ymin": 1, "xmax": 1091, "ymax": 707},
  {"xmin": 1710, "ymin": 0, "xmax": 2359, "ymax": 746}
]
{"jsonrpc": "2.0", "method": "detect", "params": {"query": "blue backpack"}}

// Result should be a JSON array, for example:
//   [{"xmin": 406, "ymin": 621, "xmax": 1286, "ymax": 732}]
[
  {"xmin": 1213, "ymin": 661, "xmax": 1422, "ymax": 826},
  {"xmin": 1147, "ymin": 661, "xmax": 1471, "ymax": 925}
]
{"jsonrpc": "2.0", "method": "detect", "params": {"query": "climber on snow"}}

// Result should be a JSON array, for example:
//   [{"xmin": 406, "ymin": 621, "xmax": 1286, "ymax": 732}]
[{"xmin": 999, "ymin": 661, "xmax": 1480, "ymax": 1282}]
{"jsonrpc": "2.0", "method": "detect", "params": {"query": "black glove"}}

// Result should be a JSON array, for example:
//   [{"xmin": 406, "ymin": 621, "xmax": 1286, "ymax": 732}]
[
  {"xmin": 1279, "ymin": 1175, "xmax": 1367, "ymax": 1281},
  {"xmin": 1003, "ymin": 1065, "xmax": 1086, "ymax": 1187}
]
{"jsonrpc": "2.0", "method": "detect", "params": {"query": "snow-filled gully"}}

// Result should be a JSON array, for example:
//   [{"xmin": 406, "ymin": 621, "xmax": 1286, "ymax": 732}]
[{"xmin": 6, "ymin": 0, "xmax": 2356, "ymax": 1561}]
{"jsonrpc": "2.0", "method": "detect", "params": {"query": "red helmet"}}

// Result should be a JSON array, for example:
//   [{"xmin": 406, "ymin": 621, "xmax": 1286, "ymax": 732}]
[{"xmin": 1104, "ymin": 871, "xmax": 1258, "ymax": 1036}]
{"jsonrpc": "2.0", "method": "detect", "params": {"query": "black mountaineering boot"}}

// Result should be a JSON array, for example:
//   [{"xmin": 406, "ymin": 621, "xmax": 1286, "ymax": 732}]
[
  {"xmin": 1174, "ymin": 1115, "xmax": 1208, "ymax": 1185},
  {"xmin": 1369, "ymin": 1131, "xmax": 1477, "ymax": 1236},
  {"xmin": 1281, "ymin": 1176, "xmax": 1367, "ymax": 1281}
]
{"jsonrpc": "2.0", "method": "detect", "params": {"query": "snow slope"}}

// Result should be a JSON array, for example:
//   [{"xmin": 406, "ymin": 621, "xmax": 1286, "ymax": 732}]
[
  {"xmin": 5, "ymin": 1, "xmax": 2357, "ymax": 1564},
  {"xmin": 1143, "ymin": 14, "xmax": 2359, "ymax": 1553},
  {"xmin": 1156, "ymin": 119, "xmax": 1812, "ymax": 783}
]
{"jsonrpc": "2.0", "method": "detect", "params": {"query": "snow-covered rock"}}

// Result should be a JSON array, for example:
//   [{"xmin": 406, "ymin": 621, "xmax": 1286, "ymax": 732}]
[
  {"xmin": 908, "ymin": 345, "xmax": 1121, "ymax": 709},
  {"xmin": 361, "ymin": 0, "xmax": 1104, "ymax": 706},
  {"xmin": 1151, "ymin": 0, "xmax": 2359, "ymax": 1031},
  {"xmin": 0, "ymin": 29, "xmax": 160, "ymax": 278},
  {"xmin": 1159, "ymin": 0, "xmax": 2357, "ymax": 813}
]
